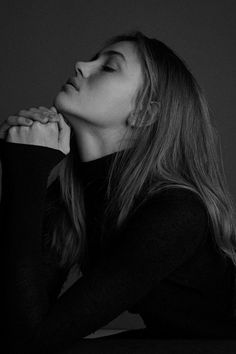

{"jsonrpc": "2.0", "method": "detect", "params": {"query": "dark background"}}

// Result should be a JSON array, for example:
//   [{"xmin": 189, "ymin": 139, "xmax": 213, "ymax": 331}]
[{"xmin": 0, "ymin": 0, "xmax": 235, "ymax": 330}]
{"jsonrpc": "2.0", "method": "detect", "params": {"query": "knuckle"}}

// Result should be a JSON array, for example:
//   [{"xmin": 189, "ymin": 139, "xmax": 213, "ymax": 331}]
[
  {"xmin": 30, "ymin": 112, "xmax": 41, "ymax": 118},
  {"xmin": 28, "ymin": 108, "xmax": 38, "ymax": 113},
  {"xmin": 33, "ymin": 121, "xmax": 41, "ymax": 126},
  {"xmin": 18, "ymin": 125, "xmax": 27, "ymax": 132},
  {"xmin": 7, "ymin": 115, "xmax": 19, "ymax": 122},
  {"xmin": 29, "ymin": 111, "xmax": 37, "ymax": 117},
  {"xmin": 8, "ymin": 126, "xmax": 17, "ymax": 134},
  {"xmin": 7, "ymin": 116, "xmax": 13, "ymax": 123},
  {"xmin": 21, "ymin": 125, "xmax": 28, "ymax": 130},
  {"xmin": 18, "ymin": 116, "xmax": 27, "ymax": 123},
  {"xmin": 33, "ymin": 111, "xmax": 48, "ymax": 120},
  {"xmin": 18, "ymin": 109, "xmax": 27, "ymax": 115}
]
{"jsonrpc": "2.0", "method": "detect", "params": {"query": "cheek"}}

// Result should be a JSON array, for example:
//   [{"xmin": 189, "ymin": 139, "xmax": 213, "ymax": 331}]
[
  {"xmin": 84, "ymin": 82, "xmax": 134, "ymax": 119},
  {"xmin": 54, "ymin": 79, "xmax": 137, "ymax": 126}
]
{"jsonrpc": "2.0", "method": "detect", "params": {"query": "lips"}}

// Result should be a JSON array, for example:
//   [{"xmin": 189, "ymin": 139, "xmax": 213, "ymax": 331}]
[{"xmin": 66, "ymin": 78, "xmax": 80, "ymax": 91}]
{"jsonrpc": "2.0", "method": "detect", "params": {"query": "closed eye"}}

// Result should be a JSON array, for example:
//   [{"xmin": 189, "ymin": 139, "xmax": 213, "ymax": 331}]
[{"xmin": 102, "ymin": 65, "xmax": 116, "ymax": 72}]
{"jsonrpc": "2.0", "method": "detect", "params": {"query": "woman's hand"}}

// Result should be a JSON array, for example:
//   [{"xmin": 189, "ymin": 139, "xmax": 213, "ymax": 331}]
[
  {"xmin": 2, "ymin": 106, "xmax": 71, "ymax": 155},
  {"xmin": 0, "ymin": 106, "xmax": 59, "ymax": 140}
]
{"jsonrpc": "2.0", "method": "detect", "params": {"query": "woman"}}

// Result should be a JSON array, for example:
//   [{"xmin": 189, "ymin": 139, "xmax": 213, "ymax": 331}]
[{"xmin": 0, "ymin": 30, "xmax": 235, "ymax": 354}]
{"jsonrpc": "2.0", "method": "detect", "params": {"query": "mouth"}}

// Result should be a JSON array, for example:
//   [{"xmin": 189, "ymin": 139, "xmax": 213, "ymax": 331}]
[{"xmin": 65, "ymin": 78, "xmax": 80, "ymax": 92}]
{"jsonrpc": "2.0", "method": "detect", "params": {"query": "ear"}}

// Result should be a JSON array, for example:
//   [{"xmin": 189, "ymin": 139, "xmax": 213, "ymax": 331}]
[{"xmin": 135, "ymin": 101, "xmax": 160, "ymax": 127}]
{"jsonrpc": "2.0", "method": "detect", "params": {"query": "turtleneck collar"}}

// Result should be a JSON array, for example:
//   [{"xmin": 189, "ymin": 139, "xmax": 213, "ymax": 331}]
[{"xmin": 77, "ymin": 149, "xmax": 127, "ymax": 186}]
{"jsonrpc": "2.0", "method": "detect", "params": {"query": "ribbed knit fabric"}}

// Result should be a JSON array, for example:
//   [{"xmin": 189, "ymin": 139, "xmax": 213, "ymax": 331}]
[{"xmin": 0, "ymin": 139, "xmax": 235, "ymax": 354}]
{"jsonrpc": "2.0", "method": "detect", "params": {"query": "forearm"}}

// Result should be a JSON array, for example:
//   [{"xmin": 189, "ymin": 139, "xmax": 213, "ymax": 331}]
[{"xmin": 1, "ymin": 140, "xmax": 65, "ymax": 351}]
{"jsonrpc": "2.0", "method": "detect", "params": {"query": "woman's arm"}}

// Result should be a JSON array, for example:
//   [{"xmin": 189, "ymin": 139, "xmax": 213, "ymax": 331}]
[
  {"xmin": 1, "ymin": 140, "xmax": 66, "ymax": 352},
  {"xmin": 0, "ymin": 147, "xmax": 2, "ymax": 202},
  {"xmin": 2, "ymin": 138, "xmax": 211, "ymax": 354},
  {"xmin": 0, "ymin": 138, "xmax": 4, "ymax": 202}
]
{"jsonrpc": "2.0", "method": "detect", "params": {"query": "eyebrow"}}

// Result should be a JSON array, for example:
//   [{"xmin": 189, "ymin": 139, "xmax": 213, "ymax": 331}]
[{"xmin": 90, "ymin": 50, "xmax": 127, "ymax": 65}]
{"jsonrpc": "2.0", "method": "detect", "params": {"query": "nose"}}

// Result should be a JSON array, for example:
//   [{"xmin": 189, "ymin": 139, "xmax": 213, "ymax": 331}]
[
  {"xmin": 75, "ymin": 55, "xmax": 100, "ymax": 78},
  {"xmin": 75, "ymin": 60, "xmax": 95, "ymax": 78},
  {"xmin": 74, "ymin": 61, "xmax": 84, "ymax": 77}
]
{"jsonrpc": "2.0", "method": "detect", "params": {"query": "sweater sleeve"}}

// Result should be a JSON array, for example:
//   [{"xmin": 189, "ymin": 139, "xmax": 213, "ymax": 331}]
[
  {"xmin": 13, "ymin": 182, "xmax": 209, "ymax": 353},
  {"xmin": 0, "ymin": 140, "xmax": 66, "ymax": 352}
]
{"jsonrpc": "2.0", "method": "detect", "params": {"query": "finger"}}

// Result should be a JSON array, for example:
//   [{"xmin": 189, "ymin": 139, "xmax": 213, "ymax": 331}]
[
  {"xmin": 50, "ymin": 106, "xmax": 57, "ymax": 113},
  {"xmin": 57, "ymin": 114, "xmax": 71, "ymax": 139},
  {"xmin": 0, "ymin": 121, "xmax": 10, "ymax": 139},
  {"xmin": 0, "ymin": 116, "xmax": 31, "ymax": 140},
  {"xmin": 18, "ymin": 108, "xmax": 59, "ymax": 126},
  {"xmin": 56, "ymin": 115, "xmax": 71, "ymax": 154},
  {"xmin": 44, "ymin": 106, "xmax": 61, "ymax": 122},
  {"xmin": 18, "ymin": 110, "xmax": 50, "ymax": 123},
  {"xmin": 38, "ymin": 106, "xmax": 51, "ymax": 112},
  {"xmin": 28, "ymin": 107, "xmax": 51, "ymax": 116},
  {"xmin": 38, "ymin": 106, "xmax": 58, "ymax": 117},
  {"xmin": 56, "ymin": 114, "xmax": 64, "ymax": 132},
  {"xmin": 54, "ymin": 111, "xmax": 71, "ymax": 128},
  {"xmin": 56, "ymin": 114, "xmax": 70, "ymax": 131},
  {"xmin": 7, "ymin": 115, "xmax": 33, "ymax": 126},
  {"xmin": 29, "ymin": 107, "xmax": 55, "ymax": 117},
  {"xmin": 37, "ymin": 107, "xmax": 59, "ymax": 121}
]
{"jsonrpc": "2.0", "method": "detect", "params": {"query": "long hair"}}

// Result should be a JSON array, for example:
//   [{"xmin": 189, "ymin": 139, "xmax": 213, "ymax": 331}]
[{"xmin": 45, "ymin": 30, "xmax": 236, "ymax": 273}]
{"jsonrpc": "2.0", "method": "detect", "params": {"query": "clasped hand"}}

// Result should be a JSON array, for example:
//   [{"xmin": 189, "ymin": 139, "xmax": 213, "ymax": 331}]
[{"xmin": 0, "ymin": 106, "xmax": 71, "ymax": 155}]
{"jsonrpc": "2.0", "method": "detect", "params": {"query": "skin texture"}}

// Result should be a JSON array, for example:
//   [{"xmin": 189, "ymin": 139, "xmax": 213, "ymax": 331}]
[{"xmin": 53, "ymin": 41, "xmax": 144, "ymax": 162}]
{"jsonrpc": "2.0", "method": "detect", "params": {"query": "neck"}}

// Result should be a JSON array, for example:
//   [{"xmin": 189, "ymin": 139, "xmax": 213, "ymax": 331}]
[{"xmin": 67, "ymin": 117, "xmax": 133, "ymax": 162}]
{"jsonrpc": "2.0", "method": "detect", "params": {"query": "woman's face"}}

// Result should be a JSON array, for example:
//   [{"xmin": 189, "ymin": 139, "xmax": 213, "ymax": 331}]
[{"xmin": 54, "ymin": 41, "xmax": 144, "ymax": 129}]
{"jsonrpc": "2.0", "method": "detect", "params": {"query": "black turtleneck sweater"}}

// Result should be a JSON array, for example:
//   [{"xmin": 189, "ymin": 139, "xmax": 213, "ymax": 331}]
[{"xmin": 0, "ymin": 139, "xmax": 235, "ymax": 354}]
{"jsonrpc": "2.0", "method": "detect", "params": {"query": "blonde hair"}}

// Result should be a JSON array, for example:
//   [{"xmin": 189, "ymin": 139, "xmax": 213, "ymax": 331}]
[{"xmin": 45, "ymin": 30, "xmax": 236, "ymax": 273}]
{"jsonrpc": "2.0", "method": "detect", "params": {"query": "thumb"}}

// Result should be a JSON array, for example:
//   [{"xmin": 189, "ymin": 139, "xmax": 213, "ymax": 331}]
[
  {"xmin": 50, "ymin": 106, "xmax": 71, "ymax": 127},
  {"xmin": 57, "ymin": 114, "xmax": 71, "ymax": 154}
]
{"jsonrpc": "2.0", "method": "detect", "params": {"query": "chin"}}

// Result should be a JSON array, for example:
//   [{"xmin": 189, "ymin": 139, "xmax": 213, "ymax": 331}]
[
  {"xmin": 53, "ymin": 92, "xmax": 83, "ymax": 128},
  {"xmin": 53, "ymin": 91, "xmax": 69, "ymax": 113}
]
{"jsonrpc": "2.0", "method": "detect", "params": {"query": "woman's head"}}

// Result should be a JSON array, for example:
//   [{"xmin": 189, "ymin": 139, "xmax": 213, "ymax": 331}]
[
  {"xmin": 54, "ymin": 30, "xmax": 211, "ymax": 157},
  {"xmin": 54, "ymin": 40, "xmax": 145, "ymax": 134},
  {"xmin": 48, "ymin": 30, "xmax": 236, "ymax": 272}
]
